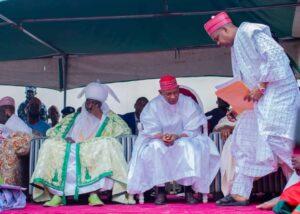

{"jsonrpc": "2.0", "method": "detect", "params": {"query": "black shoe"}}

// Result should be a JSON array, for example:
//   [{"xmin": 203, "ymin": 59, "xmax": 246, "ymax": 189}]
[
  {"xmin": 216, "ymin": 195, "xmax": 249, "ymax": 206},
  {"xmin": 185, "ymin": 192, "xmax": 199, "ymax": 204},
  {"xmin": 216, "ymin": 195, "xmax": 232, "ymax": 205},
  {"xmin": 184, "ymin": 186, "xmax": 198, "ymax": 204},
  {"xmin": 154, "ymin": 187, "xmax": 167, "ymax": 205}
]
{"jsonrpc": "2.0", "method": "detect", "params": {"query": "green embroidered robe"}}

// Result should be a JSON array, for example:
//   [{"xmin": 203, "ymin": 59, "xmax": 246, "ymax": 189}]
[{"xmin": 30, "ymin": 111, "xmax": 132, "ymax": 204}]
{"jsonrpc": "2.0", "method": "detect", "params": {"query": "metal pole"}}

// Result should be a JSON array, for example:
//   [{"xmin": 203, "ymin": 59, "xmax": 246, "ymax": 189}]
[
  {"xmin": 63, "ymin": 55, "xmax": 68, "ymax": 108},
  {"xmin": 21, "ymin": 2, "xmax": 300, "ymax": 23},
  {"xmin": 0, "ymin": 14, "xmax": 64, "ymax": 54}
]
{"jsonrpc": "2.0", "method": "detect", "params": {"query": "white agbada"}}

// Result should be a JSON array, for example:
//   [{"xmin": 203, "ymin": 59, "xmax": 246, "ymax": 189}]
[
  {"xmin": 230, "ymin": 22, "xmax": 300, "ymax": 178},
  {"xmin": 128, "ymin": 94, "xmax": 220, "ymax": 194}
]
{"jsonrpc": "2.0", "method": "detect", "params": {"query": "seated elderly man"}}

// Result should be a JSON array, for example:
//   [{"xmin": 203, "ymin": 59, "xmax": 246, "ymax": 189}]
[
  {"xmin": 128, "ymin": 75, "xmax": 220, "ymax": 205},
  {"xmin": 0, "ymin": 96, "xmax": 32, "ymax": 185},
  {"xmin": 31, "ymin": 82, "xmax": 135, "ymax": 206}
]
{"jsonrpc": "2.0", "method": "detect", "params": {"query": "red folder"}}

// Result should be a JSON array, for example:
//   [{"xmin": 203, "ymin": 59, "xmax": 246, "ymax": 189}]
[{"xmin": 215, "ymin": 79, "xmax": 254, "ymax": 114}]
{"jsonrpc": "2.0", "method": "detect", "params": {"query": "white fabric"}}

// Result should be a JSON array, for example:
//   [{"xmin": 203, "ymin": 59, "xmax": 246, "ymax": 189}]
[
  {"xmin": 232, "ymin": 22, "xmax": 300, "ymax": 140},
  {"xmin": 78, "ymin": 82, "xmax": 119, "ymax": 103},
  {"xmin": 220, "ymin": 136, "xmax": 235, "ymax": 196},
  {"xmin": 127, "ymin": 94, "xmax": 220, "ymax": 194},
  {"xmin": 229, "ymin": 22, "xmax": 299, "ymax": 179},
  {"xmin": 5, "ymin": 114, "xmax": 32, "ymax": 134},
  {"xmin": 77, "ymin": 81, "xmax": 119, "ymax": 117},
  {"xmin": 231, "ymin": 110, "xmax": 294, "ymax": 177},
  {"xmin": 67, "ymin": 106, "xmax": 105, "ymax": 142},
  {"xmin": 231, "ymin": 173, "xmax": 254, "ymax": 198}
]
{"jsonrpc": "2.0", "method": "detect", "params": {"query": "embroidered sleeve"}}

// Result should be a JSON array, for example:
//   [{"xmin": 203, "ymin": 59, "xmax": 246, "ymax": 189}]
[{"xmin": 253, "ymin": 32, "xmax": 290, "ymax": 82}]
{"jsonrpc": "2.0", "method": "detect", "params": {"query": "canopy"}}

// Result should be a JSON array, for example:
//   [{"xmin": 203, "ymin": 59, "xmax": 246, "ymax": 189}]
[{"xmin": 0, "ymin": 0, "xmax": 299, "ymax": 90}]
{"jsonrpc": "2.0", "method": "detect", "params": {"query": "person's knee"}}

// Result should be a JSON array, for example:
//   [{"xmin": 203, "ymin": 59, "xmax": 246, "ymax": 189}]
[{"xmin": 149, "ymin": 139, "xmax": 165, "ymax": 151}]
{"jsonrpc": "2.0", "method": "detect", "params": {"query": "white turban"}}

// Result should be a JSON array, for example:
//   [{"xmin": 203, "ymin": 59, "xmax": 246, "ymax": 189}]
[
  {"xmin": 70, "ymin": 82, "xmax": 120, "ymax": 141},
  {"xmin": 77, "ymin": 82, "xmax": 120, "ymax": 103}
]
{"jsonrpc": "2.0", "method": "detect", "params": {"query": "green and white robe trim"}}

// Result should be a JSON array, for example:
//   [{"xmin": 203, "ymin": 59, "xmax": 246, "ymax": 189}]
[{"xmin": 30, "ymin": 112, "xmax": 133, "ymax": 204}]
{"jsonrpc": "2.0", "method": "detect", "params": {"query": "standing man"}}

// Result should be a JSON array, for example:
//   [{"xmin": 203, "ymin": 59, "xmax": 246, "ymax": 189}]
[
  {"xmin": 128, "ymin": 75, "xmax": 220, "ymax": 205},
  {"xmin": 18, "ymin": 86, "xmax": 47, "ymax": 122},
  {"xmin": 204, "ymin": 12, "xmax": 300, "ymax": 205}
]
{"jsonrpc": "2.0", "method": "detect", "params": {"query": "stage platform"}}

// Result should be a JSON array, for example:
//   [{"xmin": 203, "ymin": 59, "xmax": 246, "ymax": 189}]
[{"xmin": 3, "ymin": 202, "xmax": 272, "ymax": 214}]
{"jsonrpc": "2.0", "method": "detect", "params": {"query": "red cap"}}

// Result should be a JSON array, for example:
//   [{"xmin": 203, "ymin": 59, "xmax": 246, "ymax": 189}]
[
  {"xmin": 204, "ymin": 12, "xmax": 232, "ymax": 36},
  {"xmin": 159, "ymin": 75, "xmax": 178, "ymax": 91},
  {"xmin": 0, "ymin": 96, "xmax": 15, "ymax": 107}
]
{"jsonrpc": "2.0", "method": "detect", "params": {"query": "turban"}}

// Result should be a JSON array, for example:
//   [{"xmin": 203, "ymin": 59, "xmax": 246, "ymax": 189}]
[
  {"xmin": 204, "ymin": 12, "xmax": 232, "ymax": 36},
  {"xmin": 0, "ymin": 96, "xmax": 15, "ymax": 107},
  {"xmin": 78, "ymin": 82, "xmax": 120, "ymax": 103},
  {"xmin": 159, "ymin": 75, "xmax": 178, "ymax": 91}
]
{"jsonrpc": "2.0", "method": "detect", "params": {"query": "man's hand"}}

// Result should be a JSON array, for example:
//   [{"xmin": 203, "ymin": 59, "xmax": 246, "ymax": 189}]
[
  {"xmin": 244, "ymin": 88, "xmax": 263, "ymax": 102},
  {"xmin": 65, "ymin": 137, "xmax": 75, "ymax": 144},
  {"xmin": 162, "ymin": 134, "xmax": 178, "ymax": 146},
  {"xmin": 220, "ymin": 125, "xmax": 234, "ymax": 141},
  {"xmin": 226, "ymin": 110, "xmax": 238, "ymax": 122}
]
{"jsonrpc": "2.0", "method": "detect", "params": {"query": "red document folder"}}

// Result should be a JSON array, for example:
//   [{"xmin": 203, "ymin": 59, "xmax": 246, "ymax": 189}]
[{"xmin": 215, "ymin": 79, "xmax": 254, "ymax": 114}]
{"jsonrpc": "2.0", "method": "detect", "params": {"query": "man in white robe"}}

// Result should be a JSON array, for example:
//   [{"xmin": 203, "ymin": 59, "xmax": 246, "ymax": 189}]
[
  {"xmin": 204, "ymin": 12, "xmax": 300, "ymax": 205},
  {"xmin": 128, "ymin": 75, "xmax": 220, "ymax": 205}
]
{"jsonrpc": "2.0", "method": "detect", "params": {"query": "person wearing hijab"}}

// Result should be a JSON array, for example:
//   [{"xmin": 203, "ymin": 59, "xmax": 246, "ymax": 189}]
[{"xmin": 30, "ymin": 82, "xmax": 135, "ymax": 207}]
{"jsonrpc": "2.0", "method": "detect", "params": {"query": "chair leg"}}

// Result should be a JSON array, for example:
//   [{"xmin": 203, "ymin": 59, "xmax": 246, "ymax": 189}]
[
  {"xmin": 139, "ymin": 193, "xmax": 144, "ymax": 204},
  {"xmin": 202, "ymin": 193, "xmax": 208, "ymax": 203}
]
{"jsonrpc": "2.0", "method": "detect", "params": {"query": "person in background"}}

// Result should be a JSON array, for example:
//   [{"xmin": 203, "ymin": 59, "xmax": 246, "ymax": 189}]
[
  {"xmin": 26, "ymin": 97, "xmax": 50, "ymax": 136},
  {"xmin": 120, "ymin": 97, "xmax": 149, "ymax": 135},
  {"xmin": 205, "ymin": 98, "xmax": 229, "ymax": 134},
  {"xmin": 18, "ymin": 86, "xmax": 47, "ymax": 122},
  {"xmin": 48, "ymin": 106, "xmax": 60, "ymax": 127},
  {"xmin": 61, "ymin": 106, "xmax": 75, "ymax": 118}
]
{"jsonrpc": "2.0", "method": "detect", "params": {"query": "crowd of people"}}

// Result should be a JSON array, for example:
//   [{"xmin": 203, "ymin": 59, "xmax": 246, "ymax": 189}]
[{"xmin": 0, "ymin": 11, "xmax": 300, "ymax": 213}]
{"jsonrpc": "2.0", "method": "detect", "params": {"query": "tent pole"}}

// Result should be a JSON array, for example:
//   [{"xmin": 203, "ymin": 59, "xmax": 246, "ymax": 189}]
[
  {"xmin": 0, "ymin": 14, "xmax": 64, "ymax": 54},
  {"xmin": 63, "ymin": 55, "xmax": 69, "ymax": 108}
]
